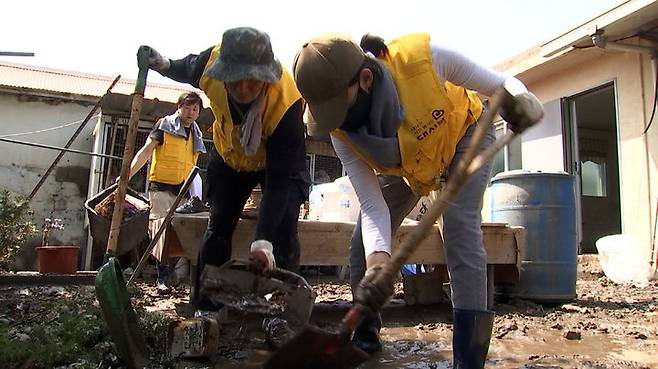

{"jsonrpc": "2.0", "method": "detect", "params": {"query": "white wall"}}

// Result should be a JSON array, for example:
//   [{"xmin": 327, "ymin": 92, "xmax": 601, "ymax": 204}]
[
  {"xmin": 521, "ymin": 99, "xmax": 566, "ymax": 172},
  {"xmin": 521, "ymin": 48, "xmax": 655, "ymax": 260},
  {"xmin": 0, "ymin": 93, "xmax": 96, "ymax": 270}
]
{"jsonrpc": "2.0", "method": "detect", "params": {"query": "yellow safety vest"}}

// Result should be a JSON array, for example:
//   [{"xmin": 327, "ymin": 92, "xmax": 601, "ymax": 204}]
[
  {"xmin": 148, "ymin": 131, "xmax": 199, "ymax": 185},
  {"xmin": 199, "ymin": 45, "xmax": 302, "ymax": 172},
  {"xmin": 332, "ymin": 33, "xmax": 483, "ymax": 195}
]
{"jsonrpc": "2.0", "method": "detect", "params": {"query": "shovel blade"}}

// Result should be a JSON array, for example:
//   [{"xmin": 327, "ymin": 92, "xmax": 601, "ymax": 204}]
[
  {"xmin": 95, "ymin": 257, "xmax": 147, "ymax": 369},
  {"xmin": 263, "ymin": 325, "xmax": 369, "ymax": 369}
]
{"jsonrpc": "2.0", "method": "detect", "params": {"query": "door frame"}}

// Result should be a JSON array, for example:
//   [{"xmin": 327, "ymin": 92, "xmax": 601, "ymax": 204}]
[{"xmin": 562, "ymin": 81, "xmax": 622, "ymax": 253}]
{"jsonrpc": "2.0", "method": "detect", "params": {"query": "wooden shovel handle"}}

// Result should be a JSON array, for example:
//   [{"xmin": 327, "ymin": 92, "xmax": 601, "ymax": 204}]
[
  {"xmin": 105, "ymin": 53, "xmax": 150, "ymax": 256},
  {"xmin": 367, "ymin": 88, "xmax": 513, "ymax": 311}
]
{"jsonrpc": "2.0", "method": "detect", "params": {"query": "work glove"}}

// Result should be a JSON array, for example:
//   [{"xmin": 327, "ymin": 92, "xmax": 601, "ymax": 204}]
[
  {"xmin": 499, "ymin": 79, "xmax": 544, "ymax": 134},
  {"xmin": 249, "ymin": 240, "xmax": 276, "ymax": 274},
  {"xmin": 354, "ymin": 264, "xmax": 394, "ymax": 315},
  {"xmin": 138, "ymin": 45, "xmax": 170, "ymax": 72}
]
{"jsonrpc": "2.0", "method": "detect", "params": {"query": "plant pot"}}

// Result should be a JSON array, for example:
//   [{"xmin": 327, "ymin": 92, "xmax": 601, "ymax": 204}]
[{"xmin": 36, "ymin": 246, "xmax": 79, "ymax": 274}]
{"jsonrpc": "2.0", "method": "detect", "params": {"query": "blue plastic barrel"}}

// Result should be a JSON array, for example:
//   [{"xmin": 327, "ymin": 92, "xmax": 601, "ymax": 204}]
[{"xmin": 490, "ymin": 170, "xmax": 577, "ymax": 302}]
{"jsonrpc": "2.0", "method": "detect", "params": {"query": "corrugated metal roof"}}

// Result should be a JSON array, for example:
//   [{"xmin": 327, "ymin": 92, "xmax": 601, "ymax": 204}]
[{"xmin": 0, "ymin": 61, "xmax": 209, "ymax": 105}]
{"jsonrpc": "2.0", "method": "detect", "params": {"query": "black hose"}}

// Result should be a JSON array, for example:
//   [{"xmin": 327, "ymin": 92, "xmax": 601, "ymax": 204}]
[{"xmin": 643, "ymin": 58, "xmax": 658, "ymax": 134}]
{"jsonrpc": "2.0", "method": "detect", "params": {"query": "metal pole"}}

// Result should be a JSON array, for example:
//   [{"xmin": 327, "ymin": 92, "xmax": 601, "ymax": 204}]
[
  {"xmin": 28, "ymin": 75, "xmax": 121, "ymax": 200},
  {"xmin": 0, "ymin": 137, "xmax": 122, "ymax": 160},
  {"xmin": 0, "ymin": 51, "xmax": 35, "ymax": 57}
]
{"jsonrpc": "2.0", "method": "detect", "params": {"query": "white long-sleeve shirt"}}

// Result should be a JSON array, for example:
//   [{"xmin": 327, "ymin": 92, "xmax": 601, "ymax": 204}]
[{"xmin": 332, "ymin": 43, "xmax": 519, "ymax": 257}]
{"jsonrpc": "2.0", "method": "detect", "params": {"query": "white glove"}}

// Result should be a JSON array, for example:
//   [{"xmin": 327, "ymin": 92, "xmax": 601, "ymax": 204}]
[{"xmin": 249, "ymin": 240, "xmax": 276, "ymax": 273}]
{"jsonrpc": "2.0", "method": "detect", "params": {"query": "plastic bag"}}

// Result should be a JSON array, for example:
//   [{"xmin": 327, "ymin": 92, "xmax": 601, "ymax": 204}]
[{"xmin": 596, "ymin": 234, "xmax": 652, "ymax": 286}]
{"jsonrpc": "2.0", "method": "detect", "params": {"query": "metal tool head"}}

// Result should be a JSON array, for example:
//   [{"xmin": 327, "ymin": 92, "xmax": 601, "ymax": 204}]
[
  {"xmin": 201, "ymin": 260, "xmax": 316, "ymax": 327},
  {"xmin": 95, "ymin": 257, "xmax": 147, "ymax": 369},
  {"xmin": 263, "ymin": 324, "xmax": 369, "ymax": 369}
]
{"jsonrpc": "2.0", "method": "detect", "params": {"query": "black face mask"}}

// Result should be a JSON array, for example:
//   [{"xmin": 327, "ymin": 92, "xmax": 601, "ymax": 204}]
[{"xmin": 340, "ymin": 87, "xmax": 372, "ymax": 132}]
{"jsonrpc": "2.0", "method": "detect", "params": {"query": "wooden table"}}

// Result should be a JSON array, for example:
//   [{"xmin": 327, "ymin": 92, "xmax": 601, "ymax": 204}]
[{"xmin": 169, "ymin": 214, "xmax": 524, "ymax": 306}]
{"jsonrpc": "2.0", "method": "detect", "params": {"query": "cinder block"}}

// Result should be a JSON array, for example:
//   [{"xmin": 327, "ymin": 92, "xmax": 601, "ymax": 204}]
[{"xmin": 168, "ymin": 317, "xmax": 220, "ymax": 358}]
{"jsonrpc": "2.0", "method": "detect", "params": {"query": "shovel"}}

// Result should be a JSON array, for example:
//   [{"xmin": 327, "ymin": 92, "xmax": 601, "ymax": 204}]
[
  {"xmin": 264, "ymin": 87, "xmax": 541, "ymax": 369},
  {"xmin": 97, "ymin": 166, "xmax": 199, "ymax": 368},
  {"xmin": 95, "ymin": 46, "xmax": 150, "ymax": 369},
  {"xmin": 128, "ymin": 166, "xmax": 200, "ymax": 286}
]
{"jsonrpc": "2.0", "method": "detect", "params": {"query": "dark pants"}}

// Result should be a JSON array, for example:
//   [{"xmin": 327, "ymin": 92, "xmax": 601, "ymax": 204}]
[{"xmin": 192, "ymin": 147, "xmax": 304, "ymax": 310}]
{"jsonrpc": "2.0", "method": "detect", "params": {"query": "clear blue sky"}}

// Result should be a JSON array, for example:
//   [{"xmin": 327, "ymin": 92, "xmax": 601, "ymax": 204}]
[{"xmin": 2, "ymin": 0, "xmax": 622, "ymax": 86}]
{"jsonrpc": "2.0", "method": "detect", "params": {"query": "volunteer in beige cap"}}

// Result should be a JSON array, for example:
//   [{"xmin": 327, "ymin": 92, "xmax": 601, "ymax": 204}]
[
  {"xmin": 293, "ymin": 34, "xmax": 365, "ymax": 136},
  {"xmin": 293, "ymin": 32, "xmax": 543, "ymax": 368}
]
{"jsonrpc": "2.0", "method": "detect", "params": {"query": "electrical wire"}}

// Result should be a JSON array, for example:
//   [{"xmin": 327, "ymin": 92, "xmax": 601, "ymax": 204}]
[
  {"xmin": 0, "ymin": 114, "xmax": 100, "ymax": 138},
  {"xmin": 643, "ymin": 59, "xmax": 658, "ymax": 134}
]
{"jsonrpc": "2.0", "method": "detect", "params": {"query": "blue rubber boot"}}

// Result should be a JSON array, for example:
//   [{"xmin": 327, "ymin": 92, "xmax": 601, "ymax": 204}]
[
  {"xmin": 351, "ymin": 314, "xmax": 382, "ymax": 354},
  {"xmin": 452, "ymin": 309, "xmax": 494, "ymax": 369}
]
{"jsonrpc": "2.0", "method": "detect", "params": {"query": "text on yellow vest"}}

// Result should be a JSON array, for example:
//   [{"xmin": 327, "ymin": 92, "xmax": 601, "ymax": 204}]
[
  {"xmin": 332, "ymin": 33, "xmax": 483, "ymax": 195},
  {"xmin": 149, "ymin": 131, "xmax": 199, "ymax": 185},
  {"xmin": 199, "ymin": 45, "xmax": 302, "ymax": 172}
]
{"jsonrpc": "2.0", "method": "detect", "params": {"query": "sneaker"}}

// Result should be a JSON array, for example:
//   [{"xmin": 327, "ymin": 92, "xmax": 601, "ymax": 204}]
[
  {"xmin": 176, "ymin": 196, "xmax": 210, "ymax": 214},
  {"xmin": 156, "ymin": 281, "xmax": 170, "ymax": 294}
]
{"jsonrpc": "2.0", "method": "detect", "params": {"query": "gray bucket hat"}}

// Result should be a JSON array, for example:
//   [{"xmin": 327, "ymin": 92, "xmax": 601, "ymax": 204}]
[{"xmin": 205, "ymin": 27, "xmax": 282, "ymax": 83}]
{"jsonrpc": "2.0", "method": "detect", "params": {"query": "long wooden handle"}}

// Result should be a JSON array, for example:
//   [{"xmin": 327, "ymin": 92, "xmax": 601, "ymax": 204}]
[
  {"xmin": 371, "ymin": 88, "xmax": 510, "ymax": 306},
  {"xmin": 105, "ymin": 95, "xmax": 144, "ymax": 256},
  {"xmin": 105, "ymin": 52, "xmax": 150, "ymax": 257}
]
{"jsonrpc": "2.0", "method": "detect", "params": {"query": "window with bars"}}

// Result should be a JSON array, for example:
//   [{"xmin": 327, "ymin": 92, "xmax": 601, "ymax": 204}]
[
  {"xmin": 101, "ymin": 120, "xmax": 151, "ymax": 192},
  {"xmin": 309, "ymin": 154, "xmax": 343, "ymax": 184},
  {"xmin": 491, "ymin": 120, "xmax": 522, "ymax": 178}
]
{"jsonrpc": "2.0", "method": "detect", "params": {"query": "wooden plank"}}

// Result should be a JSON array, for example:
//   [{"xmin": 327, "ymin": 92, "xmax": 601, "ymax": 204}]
[
  {"xmin": 0, "ymin": 271, "xmax": 97, "ymax": 286},
  {"xmin": 170, "ymin": 215, "xmax": 523, "ymax": 267}
]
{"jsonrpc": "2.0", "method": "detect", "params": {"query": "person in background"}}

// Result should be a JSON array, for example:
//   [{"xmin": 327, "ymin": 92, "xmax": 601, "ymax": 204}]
[
  {"xmin": 140, "ymin": 27, "xmax": 310, "ymax": 314},
  {"xmin": 293, "ymin": 32, "xmax": 543, "ymax": 368},
  {"xmin": 126, "ymin": 91, "xmax": 207, "ymax": 292}
]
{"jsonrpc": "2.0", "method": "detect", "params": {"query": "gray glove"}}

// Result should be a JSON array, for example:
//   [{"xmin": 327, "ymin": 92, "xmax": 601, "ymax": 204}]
[
  {"xmin": 138, "ymin": 45, "xmax": 170, "ymax": 72},
  {"xmin": 353, "ymin": 265, "xmax": 393, "ymax": 314},
  {"xmin": 500, "ymin": 87, "xmax": 544, "ymax": 134}
]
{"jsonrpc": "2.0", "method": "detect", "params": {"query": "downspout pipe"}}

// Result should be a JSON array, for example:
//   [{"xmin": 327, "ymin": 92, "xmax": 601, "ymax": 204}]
[
  {"xmin": 591, "ymin": 31, "xmax": 658, "ymax": 275},
  {"xmin": 591, "ymin": 31, "xmax": 657, "ymax": 56}
]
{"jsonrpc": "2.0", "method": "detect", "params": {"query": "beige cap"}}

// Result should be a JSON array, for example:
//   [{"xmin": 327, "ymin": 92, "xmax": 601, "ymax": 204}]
[{"xmin": 293, "ymin": 34, "xmax": 365, "ymax": 136}]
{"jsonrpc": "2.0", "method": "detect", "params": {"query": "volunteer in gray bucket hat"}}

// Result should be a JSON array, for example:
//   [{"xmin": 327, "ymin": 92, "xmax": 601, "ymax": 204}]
[
  {"xmin": 139, "ymin": 27, "xmax": 310, "ymax": 315},
  {"xmin": 293, "ymin": 32, "xmax": 543, "ymax": 368},
  {"xmin": 205, "ymin": 27, "xmax": 283, "ymax": 83}
]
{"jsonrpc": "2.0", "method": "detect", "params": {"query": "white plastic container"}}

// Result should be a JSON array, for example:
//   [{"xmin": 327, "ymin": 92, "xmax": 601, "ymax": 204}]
[
  {"xmin": 596, "ymin": 234, "xmax": 652, "ymax": 286},
  {"xmin": 308, "ymin": 176, "xmax": 359, "ymax": 222}
]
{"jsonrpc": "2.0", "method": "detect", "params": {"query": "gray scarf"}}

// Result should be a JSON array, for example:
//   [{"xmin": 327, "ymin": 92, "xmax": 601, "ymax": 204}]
[
  {"xmin": 344, "ymin": 57, "xmax": 404, "ymax": 168},
  {"xmin": 158, "ymin": 112, "xmax": 206, "ymax": 153}
]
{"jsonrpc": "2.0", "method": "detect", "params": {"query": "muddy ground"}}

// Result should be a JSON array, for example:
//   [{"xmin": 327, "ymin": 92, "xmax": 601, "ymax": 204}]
[{"xmin": 1, "ymin": 255, "xmax": 657, "ymax": 368}]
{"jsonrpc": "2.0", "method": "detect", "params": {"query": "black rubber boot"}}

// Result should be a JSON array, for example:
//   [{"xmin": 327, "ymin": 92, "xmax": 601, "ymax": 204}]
[
  {"xmin": 452, "ymin": 309, "xmax": 495, "ymax": 369},
  {"xmin": 351, "ymin": 315, "xmax": 382, "ymax": 354}
]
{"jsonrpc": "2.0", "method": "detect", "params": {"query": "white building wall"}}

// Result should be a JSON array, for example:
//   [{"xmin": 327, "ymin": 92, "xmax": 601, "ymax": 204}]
[
  {"xmin": 0, "ymin": 92, "xmax": 97, "ymax": 270},
  {"xmin": 522, "ymin": 49, "xmax": 654, "ymax": 259}
]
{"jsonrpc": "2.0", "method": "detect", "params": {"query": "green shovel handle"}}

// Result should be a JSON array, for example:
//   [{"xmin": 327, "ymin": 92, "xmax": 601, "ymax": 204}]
[{"xmin": 135, "ymin": 46, "xmax": 151, "ymax": 95}]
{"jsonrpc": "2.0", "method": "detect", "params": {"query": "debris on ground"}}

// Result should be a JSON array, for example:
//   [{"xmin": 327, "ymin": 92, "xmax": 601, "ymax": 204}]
[
  {"xmin": 0, "ymin": 255, "xmax": 657, "ymax": 368},
  {"xmin": 94, "ymin": 191, "xmax": 147, "ymax": 221}
]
